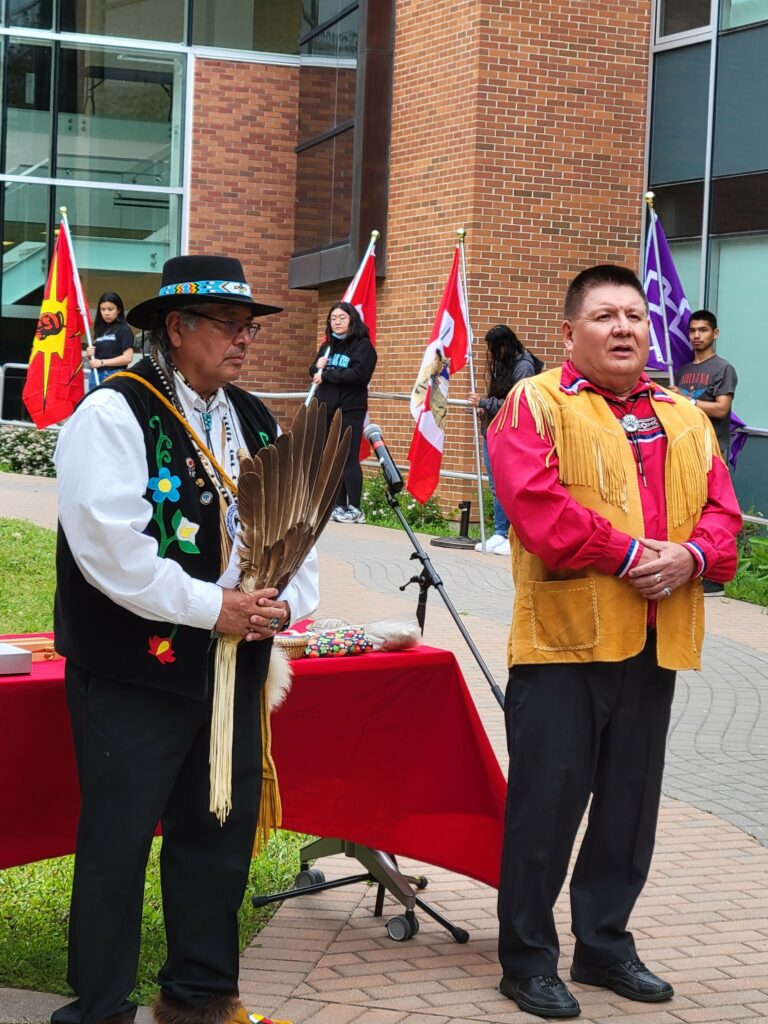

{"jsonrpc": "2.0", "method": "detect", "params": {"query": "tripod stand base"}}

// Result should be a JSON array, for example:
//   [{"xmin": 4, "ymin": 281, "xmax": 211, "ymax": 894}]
[
  {"xmin": 430, "ymin": 535, "xmax": 476, "ymax": 549},
  {"xmin": 252, "ymin": 837, "xmax": 469, "ymax": 944}
]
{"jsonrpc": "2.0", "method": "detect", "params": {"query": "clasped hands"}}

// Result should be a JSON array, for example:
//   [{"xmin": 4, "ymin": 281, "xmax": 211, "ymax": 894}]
[
  {"xmin": 627, "ymin": 538, "xmax": 696, "ymax": 600},
  {"xmin": 215, "ymin": 587, "xmax": 289, "ymax": 641}
]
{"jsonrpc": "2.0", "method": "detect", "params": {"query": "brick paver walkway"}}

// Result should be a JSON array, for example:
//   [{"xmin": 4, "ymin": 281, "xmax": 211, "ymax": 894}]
[{"xmin": 1, "ymin": 472, "xmax": 766, "ymax": 1024}]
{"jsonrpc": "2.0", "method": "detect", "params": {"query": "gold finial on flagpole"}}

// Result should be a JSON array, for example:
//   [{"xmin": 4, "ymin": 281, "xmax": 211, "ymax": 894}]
[
  {"xmin": 59, "ymin": 206, "xmax": 68, "ymax": 216},
  {"xmin": 456, "ymin": 227, "xmax": 466, "ymax": 241},
  {"xmin": 370, "ymin": 229, "xmax": 380, "ymax": 242},
  {"xmin": 644, "ymin": 191, "xmax": 655, "ymax": 209}
]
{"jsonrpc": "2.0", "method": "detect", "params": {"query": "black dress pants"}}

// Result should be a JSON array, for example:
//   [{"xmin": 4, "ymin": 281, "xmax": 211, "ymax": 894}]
[
  {"xmin": 51, "ymin": 646, "xmax": 268, "ymax": 1024},
  {"xmin": 497, "ymin": 635, "xmax": 675, "ymax": 980}
]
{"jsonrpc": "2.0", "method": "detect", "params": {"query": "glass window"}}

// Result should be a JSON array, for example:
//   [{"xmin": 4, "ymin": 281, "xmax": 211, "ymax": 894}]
[
  {"xmin": 54, "ymin": 185, "xmax": 181, "ymax": 318},
  {"xmin": 298, "ymin": 64, "xmax": 343, "ymax": 145},
  {"xmin": 303, "ymin": 8, "xmax": 359, "ymax": 57},
  {"xmin": 192, "ymin": 0, "xmax": 300, "ymax": 52},
  {"xmin": 721, "ymin": 0, "xmax": 768, "ymax": 29},
  {"xmin": 1, "ymin": 180, "xmax": 49, "ymax": 313},
  {"xmin": 667, "ymin": 240, "xmax": 702, "ymax": 309},
  {"xmin": 707, "ymin": 233, "xmax": 767, "ymax": 428},
  {"xmin": 658, "ymin": 0, "xmax": 710, "ymax": 36},
  {"xmin": 59, "ymin": 0, "xmax": 185, "ymax": 43},
  {"xmin": 295, "ymin": 127, "xmax": 353, "ymax": 252},
  {"xmin": 56, "ymin": 47, "xmax": 185, "ymax": 188},
  {"xmin": 301, "ymin": 0, "xmax": 342, "ymax": 37},
  {"xmin": 3, "ymin": 40, "xmax": 52, "ymax": 177},
  {"xmin": 646, "ymin": 181, "xmax": 704, "ymax": 238},
  {"xmin": 5, "ymin": 0, "xmax": 52, "ymax": 29},
  {"xmin": 713, "ymin": 25, "xmax": 768, "ymax": 177},
  {"xmin": 711, "ymin": 172, "xmax": 768, "ymax": 233},
  {"xmin": 649, "ymin": 44, "xmax": 710, "ymax": 184},
  {"xmin": 298, "ymin": 58, "xmax": 356, "ymax": 145},
  {"xmin": 330, "ymin": 125, "xmax": 353, "ymax": 243}
]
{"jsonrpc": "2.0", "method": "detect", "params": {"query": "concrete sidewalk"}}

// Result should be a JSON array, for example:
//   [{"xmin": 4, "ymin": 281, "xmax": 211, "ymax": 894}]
[{"xmin": 1, "ymin": 472, "xmax": 767, "ymax": 1024}]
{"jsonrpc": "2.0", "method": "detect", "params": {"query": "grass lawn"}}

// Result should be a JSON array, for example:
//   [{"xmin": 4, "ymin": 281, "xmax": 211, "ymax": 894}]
[{"xmin": 0, "ymin": 516, "xmax": 307, "ymax": 1003}]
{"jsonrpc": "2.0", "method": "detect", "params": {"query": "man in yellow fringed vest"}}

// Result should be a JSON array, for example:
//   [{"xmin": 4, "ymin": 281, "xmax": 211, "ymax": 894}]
[
  {"xmin": 487, "ymin": 265, "xmax": 741, "ymax": 1020},
  {"xmin": 53, "ymin": 256, "xmax": 317, "ymax": 1024}
]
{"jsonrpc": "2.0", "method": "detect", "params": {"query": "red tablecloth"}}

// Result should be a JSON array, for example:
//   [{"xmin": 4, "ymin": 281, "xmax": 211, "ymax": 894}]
[{"xmin": 0, "ymin": 638, "xmax": 506, "ymax": 887}]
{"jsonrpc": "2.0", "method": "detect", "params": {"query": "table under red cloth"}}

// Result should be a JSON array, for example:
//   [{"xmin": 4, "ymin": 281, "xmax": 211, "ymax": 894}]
[{"xmin": 1, "ymin": 638, "xmax": 506, "ymax": 887}]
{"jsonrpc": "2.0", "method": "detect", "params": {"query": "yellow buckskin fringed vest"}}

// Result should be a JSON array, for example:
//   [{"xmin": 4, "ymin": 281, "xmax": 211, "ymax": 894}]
[{"xmin": 493, "ymin": 368, "xmax": 721, "ymax": 671}]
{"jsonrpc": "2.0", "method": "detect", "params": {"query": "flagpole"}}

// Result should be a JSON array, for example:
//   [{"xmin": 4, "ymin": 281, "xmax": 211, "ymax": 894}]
[
  {"xmin": 305, "ymin": 229, "xmax": 379, "ymax": 407},
  {"xmin": 644, "ymin": 192, "xmax": 674, "ymax": 386},
  {"xmin": 59, "ymin": 207, "xmax": 93, "ymax": 351},
  {"xmin": 342, "ymin": 228, "xmax": 379, "ymax": 301},
  {"xmin": 457, "ymin": 227, "xmax": 486, "ymax": 551}
]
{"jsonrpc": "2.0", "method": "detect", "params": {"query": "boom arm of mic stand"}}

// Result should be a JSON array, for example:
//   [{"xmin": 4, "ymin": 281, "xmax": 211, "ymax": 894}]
[{"xmin": 386, "ymin": 491, "xmax": 505, "ymax": 710}]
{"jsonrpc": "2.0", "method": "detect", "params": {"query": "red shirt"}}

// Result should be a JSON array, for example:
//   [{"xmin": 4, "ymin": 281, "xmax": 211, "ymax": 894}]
[{"xmin": 487, "ymin": 362, "xmax": 741, "ymax": 589}]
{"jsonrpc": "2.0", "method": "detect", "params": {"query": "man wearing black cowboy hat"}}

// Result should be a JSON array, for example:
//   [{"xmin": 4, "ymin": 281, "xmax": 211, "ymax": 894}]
[{"xmin": 52, "ymin": 256, "xmax": 317, "ymax": 1024}]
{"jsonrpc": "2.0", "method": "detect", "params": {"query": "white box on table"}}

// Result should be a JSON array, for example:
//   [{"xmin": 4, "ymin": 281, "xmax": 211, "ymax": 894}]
[{"xmin": 0, "ymin": 642, "xmax": 33, "ymax": 675}]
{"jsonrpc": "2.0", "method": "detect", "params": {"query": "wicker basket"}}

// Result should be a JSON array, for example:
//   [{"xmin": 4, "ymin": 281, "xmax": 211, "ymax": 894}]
[{"xmin": 273, "ymin": 632, "xmax": 310, "ymax": 660}]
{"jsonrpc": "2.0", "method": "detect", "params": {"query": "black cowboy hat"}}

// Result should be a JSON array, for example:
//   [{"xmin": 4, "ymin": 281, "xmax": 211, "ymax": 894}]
[{"xmin": 127, "ymin": 255, "xmax": 283, "ymax": 330}]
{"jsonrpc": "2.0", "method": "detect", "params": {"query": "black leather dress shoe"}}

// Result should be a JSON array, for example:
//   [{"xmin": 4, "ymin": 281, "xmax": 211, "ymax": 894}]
[
  {"xmin": 500, "ymin": 975, "xmax": 581, "ymax": 1018},
  {"xmin": 570, "ymin": 959, "xmax": 673, "ymax": 1002}
]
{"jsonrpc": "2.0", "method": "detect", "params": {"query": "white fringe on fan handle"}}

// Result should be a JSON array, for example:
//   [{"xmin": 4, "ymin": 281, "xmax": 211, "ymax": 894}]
[{"xmin": 210, "ymin": 638, "xmax": 294, "ymax": 825}]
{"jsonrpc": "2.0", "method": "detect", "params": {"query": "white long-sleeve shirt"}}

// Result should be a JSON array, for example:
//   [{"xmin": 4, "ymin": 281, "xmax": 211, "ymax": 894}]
[{"xmin": 55, "ymin": 375, "xmax": 319, "ymax": 629}]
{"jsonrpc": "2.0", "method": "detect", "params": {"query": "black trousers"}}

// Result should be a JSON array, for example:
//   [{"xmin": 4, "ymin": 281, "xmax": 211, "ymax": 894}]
[
  {"xmin": 497, "ymin": 635, "xmax": 675, "ymax": 980},
  {"xmin": 333, "ymin": 407, "xmax": 366, "ymax": 508},
  {"xmin": 52, "ymin": 647, "xmax": 268, "ymax": 1024}
]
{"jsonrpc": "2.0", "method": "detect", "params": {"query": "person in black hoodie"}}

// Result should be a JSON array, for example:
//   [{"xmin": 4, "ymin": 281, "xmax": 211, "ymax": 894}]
[
  {"xmin": 468, "ymin": 324, "xmax": 541, "ymax": 556},
  {"xmin": 310, "ymin": 301, "xmax": 377, "ymax": 523}
]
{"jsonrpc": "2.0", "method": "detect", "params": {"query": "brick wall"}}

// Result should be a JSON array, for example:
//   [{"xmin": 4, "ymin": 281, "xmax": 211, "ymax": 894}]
[
  {"xmin": 190, "ymin": 2, "xmax": 654, "ymax": 517},
  {"xmin": 355, "ymin": 0, "xmax": 653, "ymax": 514},
  {"xmin": 188, "ymin": 57, "xmax": 317, "ymax": 429}
]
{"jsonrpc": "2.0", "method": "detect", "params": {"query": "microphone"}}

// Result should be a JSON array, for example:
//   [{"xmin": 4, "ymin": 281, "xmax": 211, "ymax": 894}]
[{"xmin": 364, "ymin": 423, "xmax": 404, "ymax": 494}]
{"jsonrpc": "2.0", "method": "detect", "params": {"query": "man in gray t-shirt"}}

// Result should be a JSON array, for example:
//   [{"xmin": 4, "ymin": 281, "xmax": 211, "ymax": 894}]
[{"xmin": 673, "ymin": 309, "xmax": 738, "ymax": 458}]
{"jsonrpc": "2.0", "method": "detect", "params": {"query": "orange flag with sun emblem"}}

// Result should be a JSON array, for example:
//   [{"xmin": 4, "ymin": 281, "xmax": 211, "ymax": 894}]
[{"xmin": 23, "ymin": 215, "xmax": 88, "ymax": 428}]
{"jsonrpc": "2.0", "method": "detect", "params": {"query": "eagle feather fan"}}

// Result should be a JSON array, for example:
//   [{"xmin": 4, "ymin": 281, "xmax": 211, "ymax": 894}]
[{"xmin": 210, "ymin": 400, "xmax": 350, "ymax": 824}]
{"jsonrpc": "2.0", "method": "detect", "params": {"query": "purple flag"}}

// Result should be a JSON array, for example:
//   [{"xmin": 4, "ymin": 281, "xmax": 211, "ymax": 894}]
[
  {"xmin": 729, "ymin": 411, "xmax": 748, "ymax": 470},
  {"xmin": 643, "ymin": 208, "xmax": 748, "ymax": 468},
  {"xmin": 643, "ymin": 209, "xmax": 693, "ymax": 376}
]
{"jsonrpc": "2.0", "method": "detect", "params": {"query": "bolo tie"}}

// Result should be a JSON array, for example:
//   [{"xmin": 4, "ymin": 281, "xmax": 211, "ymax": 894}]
[{"xmin": 608, "ymin": 396, "xmax": 647, "ymax": 487}]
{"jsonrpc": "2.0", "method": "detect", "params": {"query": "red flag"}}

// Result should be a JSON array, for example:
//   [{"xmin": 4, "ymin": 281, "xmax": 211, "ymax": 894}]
[
  {"xmin": 342, "ymin": 240, "xmax": 377, "ymax": 459},
  {"xmin": 23, "ymin": 219, "xmax": 87, "ymax": 428},
  {"xmin": 342, "ymin": 244, "xmax": 376, "ymax": 345},
  {"xmin": 406, "ymin": 245, "xmax": 470, "ymax": 503}
]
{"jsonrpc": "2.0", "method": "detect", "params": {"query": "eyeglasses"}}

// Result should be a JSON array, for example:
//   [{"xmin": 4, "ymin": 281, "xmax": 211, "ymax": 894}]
[{"xmin": 186, "ymin": 309, "xmax": 261, "ymax": 339}]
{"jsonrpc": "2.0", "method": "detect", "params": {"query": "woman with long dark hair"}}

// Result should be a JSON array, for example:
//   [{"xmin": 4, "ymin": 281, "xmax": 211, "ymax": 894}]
[
  {"xmin": 468, "ymin": 324, "xmax": 541, "ymax": 555},
  {"xmin": 86, "ymin": 291, "xmax": 134, "ymax": 390},
  {"xmin": 309, "ymin": 301, "xmax": 377, "ymax": 523}
]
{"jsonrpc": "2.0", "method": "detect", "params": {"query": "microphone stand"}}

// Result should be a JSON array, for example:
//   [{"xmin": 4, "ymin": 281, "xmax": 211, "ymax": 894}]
[
  {"xmin": 251, "ymin": 465, "xmax": 504, "ymax": 945},
  {"xmin": 386, "ymin": 487, "xmax": 505, "ymax": 710}
]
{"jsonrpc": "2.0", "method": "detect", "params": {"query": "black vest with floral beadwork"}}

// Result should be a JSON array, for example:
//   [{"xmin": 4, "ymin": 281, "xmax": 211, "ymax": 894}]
[{"xmin": 54, "ymin": 357, "xmax": 277, "ymax": 698}]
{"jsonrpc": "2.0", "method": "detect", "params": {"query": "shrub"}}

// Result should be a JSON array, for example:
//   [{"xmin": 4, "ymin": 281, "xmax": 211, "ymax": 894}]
[
  {"xmin": 726, "ymin": 518, "xmax": 768, "ymax": 607},
  {"xmin": 360, "ymin": 471, "xmax": 450, "ymax": 532},
  {"xmin": 0, "ymin": 425, "xmax": 57, "ymax": 477}
]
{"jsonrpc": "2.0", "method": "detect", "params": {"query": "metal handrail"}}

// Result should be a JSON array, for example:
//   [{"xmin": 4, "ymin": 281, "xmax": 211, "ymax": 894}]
[{"xmin": 1, "ymin": 365, "xmax": 766, "ymax": 523}]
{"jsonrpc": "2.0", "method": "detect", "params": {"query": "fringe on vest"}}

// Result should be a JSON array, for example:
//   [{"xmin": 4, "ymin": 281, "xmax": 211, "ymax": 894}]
[
  {"xmin": 507, "ymin": 379, "xmax": 630, "ymax": 514},
  {"xmin": 496, "ymin": 376, "xmax": 717, "ymax": 523},
  {"xmin": 666, "ymin": 422, "xmax": 716, "ymax": 529}
]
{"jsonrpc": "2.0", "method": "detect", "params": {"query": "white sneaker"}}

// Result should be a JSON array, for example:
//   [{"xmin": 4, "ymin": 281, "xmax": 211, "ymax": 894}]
[
  {"xmin": 493, "ymin": 539, "xmax": 511, "ymax": 556},
  {"xmin": 346, "ymin": 505, "xmax": 365, "ymax": 524},
  {"xmin": 475, "ymin": 534, "xmax": 507, "ymax": 552},
  {"xmin": 331, "ymin": 505, "xmax": 350, "ymax": 522}
]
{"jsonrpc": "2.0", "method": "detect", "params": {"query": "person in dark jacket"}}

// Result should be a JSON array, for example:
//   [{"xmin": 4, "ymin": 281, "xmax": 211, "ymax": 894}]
[
  {"xmin": 309, "ymin": 301, "xmax": 377, "ymax": 523},
  {"xmin": 469, "ymin": 325, "xmax": 540, "ymax": 555}
]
